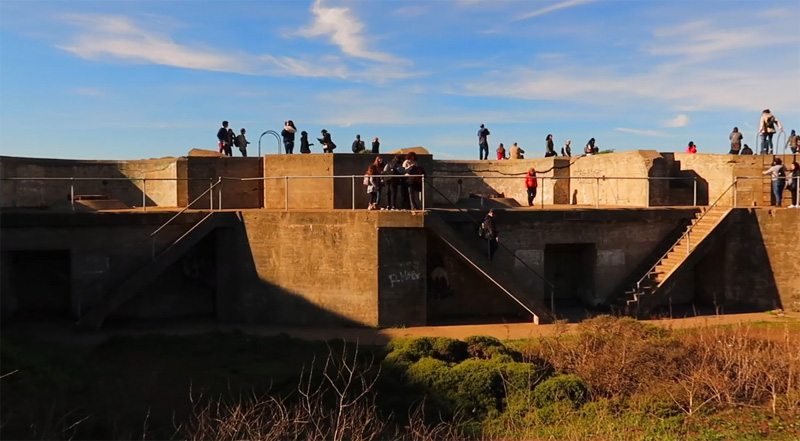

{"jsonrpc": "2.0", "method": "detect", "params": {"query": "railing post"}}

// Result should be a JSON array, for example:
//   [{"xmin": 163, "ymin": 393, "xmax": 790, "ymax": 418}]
[
  {"xmin": 687, "ymin": 233, "xmax": 691, "ymax": 253},
  {"xmin": 421, "ymin": 176, "xmax": 426, "ymax": 210},
  {"xmin": 541, "ymin": 177, "xmax": 545, "ymax": 209},
  {"xmin": 595, "ymin": 177, "xmax": 600, "ymax": 209},
  {"xmin": 218, "ymin": 180, "xmax": 222, "ymax": 211},
  {"xmin": 693, "ymin": 178, "xmax": 697, "ymax": 207},
  {"xmin": 733, "ymin": 178, "xmax": 738, "ymax": 208},
  {"xmin": 284, "ymin": 176, "xmax": 289, "ymax": 212},
  {"xmin": 142, "ymin": 178, "xmax": 147, "ymax": 212},
  {"xmin": 352, "ymin": 176, "xmax": 356, "ymax": 210},
  {"xmin": 646, "ymin": 177, "xmax": 650, "ymax": 207},
  {"xmin": 70, "ymin": 178, "xmax": 75, "ymax": 211},
  {"xmin": 209, "ymin": 180, "xmax": 213, "ymax": 210}
]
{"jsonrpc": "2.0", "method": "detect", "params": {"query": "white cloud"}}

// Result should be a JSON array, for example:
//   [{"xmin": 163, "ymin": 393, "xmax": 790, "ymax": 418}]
[
  {"xmin": 297, "ymin": 0, "xmax": 403, "ymax": 63},
  {"xmin": 393, "ymin": 5, "xmax": 428, "ymax": 18},
  {"xmin": 517, "ymin": 0, "xmax": 600, "ymax": 21},
  {"xmin": 71, "ymin": 87, "xmax": 107, "ymax": 96},
  {"xmin": 56, "ymin": 13, "xmax": 417, "ymax": 83},
  {"xmin": 615, "ymin": 128, "xmax": 671, "ymax": 137},
  {"xmin": 664, "ymin": 114, "xmax": 689, "ymax": 128}
]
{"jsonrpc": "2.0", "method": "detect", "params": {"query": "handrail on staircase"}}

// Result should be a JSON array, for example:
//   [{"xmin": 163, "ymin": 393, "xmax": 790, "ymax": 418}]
[
  {"xmin": 150, "ymin": 177, "xmax": 223, "ymax": 259},
  {"xmin": 422, "ymin": 178, "xmax": 557, "ymax": 313},
  {"xmin": 635, "ymin": 178, "xmax": 737, "ymax": 291}
]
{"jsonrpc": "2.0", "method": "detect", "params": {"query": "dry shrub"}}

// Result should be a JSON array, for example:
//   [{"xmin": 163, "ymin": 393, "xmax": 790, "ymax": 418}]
[
  {"xmin": 182, "ymin": 343, "xmax": 469, "ymax": 441},
  {"xmin": 524, "ymin": 316, "xmax": 800, "ymax": 415}
]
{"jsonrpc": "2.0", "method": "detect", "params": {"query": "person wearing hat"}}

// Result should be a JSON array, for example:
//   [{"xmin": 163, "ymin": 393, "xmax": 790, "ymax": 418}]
[
  {"xmin": 481, "ymin": 209, "xmax": 499, "ymax": 261},
  {"xmin": 686, "ymin": 141, "xmax": 697, "ymax": 154}
]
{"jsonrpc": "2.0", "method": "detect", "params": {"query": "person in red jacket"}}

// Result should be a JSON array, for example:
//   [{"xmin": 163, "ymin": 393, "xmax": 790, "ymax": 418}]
[
  {"xmin": 525, "ymin": 167, "xmax": 538, "ymax": 206},
  {"xmin": 686, "ymin": 141, "xmax": 697, "ymax": 154}
]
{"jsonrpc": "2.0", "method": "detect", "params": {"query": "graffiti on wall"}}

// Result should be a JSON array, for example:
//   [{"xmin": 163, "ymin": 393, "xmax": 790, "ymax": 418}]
[{"xmin": 387, "ymin": 261, "xmax": 422, "ymax": 288}]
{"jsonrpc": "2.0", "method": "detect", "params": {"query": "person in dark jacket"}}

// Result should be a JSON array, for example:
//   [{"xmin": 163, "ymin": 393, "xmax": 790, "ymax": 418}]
[
  {"xmin": 352, "ymin": 134, "xmax": 366, "ymax": 153},
  {"xmin": 544, "ymin": 134, "xmax": 557, "ymax": 157},
  {"xmin": 741, "ymin": 144, "xmax": 753, "ymax": 155},
  {"xmin": 482, "ymin": 209, "xmax": 499, "ymax": 261},
  {"xmin": 318, "ymin": 129, "xmax": 336, "ymax": 153},
  {"xmin": 372, "ymin": 137, "xmax": 380, "ymax": 154},
  {"xmin": 787, "ymin": 161, "xmax": 800, "ymax": 208},
  {"xmin": 299, "ymin": 131, "xmax": 313, "ymax": 154},
  {"xmin": 217, "ymin": 121, "xmax": 233, "ymax": 156},
  {"xmin": 383, "ymin": 155, "xmax": 403, "ymax": 210},
  {"xmin": 281, "ymin": 120, "xmax": 297, "ymax": 154}
]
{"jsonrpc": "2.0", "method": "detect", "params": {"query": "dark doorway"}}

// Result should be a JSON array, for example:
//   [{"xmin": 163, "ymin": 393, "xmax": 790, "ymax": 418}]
[
  {"xmin": 544, "ymin": 243, "xmax": 596, "ymax": 309},
  {"xmin": 8, "ymin": 250, "xmax": 72, "ymax": 319}
]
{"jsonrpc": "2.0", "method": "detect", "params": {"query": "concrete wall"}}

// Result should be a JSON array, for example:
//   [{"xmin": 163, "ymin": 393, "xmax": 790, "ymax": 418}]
[
  {"xmin": 184, "ymin": 157, "xmax": 262, "ymax": 209},
  {"xmin": 0, "ymin": 156, "xmax": 180, "ymax": 208},
  {"xmin": 263, "ymin": 154, "xmax": 334, "ymax": 210},
  {"xmin": 217, "ymin": 211, "xmax": 426, "ymax": 327},
  {"xmin": 429, "ymin": 158, "xmax": 570, "ymax": 207},
  {"xmin": 569, "ymin": 151, "xmax": 669, "ymax": 207}
]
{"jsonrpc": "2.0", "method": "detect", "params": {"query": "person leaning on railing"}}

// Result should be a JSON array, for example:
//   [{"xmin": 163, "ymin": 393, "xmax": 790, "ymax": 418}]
[{"xmin": 403, "ymin": 152, "xmax": 425, "ymax": 210}]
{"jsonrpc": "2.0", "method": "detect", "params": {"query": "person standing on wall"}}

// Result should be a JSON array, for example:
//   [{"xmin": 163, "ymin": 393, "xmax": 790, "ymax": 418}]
[
  {"xmin": 319, "ymin": 129, "xmax": 336, "ymax": 153},
  {"xmin": 729, "ymin": 127, "xmax": 743, "ymax": 155},
  {"xmin": 372, "ymin": 137, "xmax": 380, "ymax": 154},
  {"xmin": 787, "ymin": 161, "xmax": 800, "ymax": 208},
  {"xmin": 478, "ymin": 124, "xmax": 490, "ymax": 160},
  {"xmin": 544, "ymin": 134, "xmax": 557, "ymax": 157},
  {"xmin": 525, "ymin": 167, "xmax": 538, "ymax": 207},
  {"xmin": 282, "ymin": 120, "xmax": 297, "ymax": 154},
  {"xmin": 481, "ymin": 209, "xmax": 499, "ymax": 261},
  {"xmin": 510, "ymin": 142, "xmax": 524, "ymax": 159},
  {"xmin": 763, "ymin": 158, "xmax": 787, "ymax": 207},
  {"xmin": 352, "ymin": 134, "xmax": 366, "ymax": 153},
  {"xmin": 235, "ymin": 128, "xmax": 250, "ymax": 157},
  {"xmin": 786, "ymin": 129, "xmax": 798, "ymax": 154},
  {"xmin": 299, "ymin": 131, "xmax": 313, "ymax": 154},
  {"xmin": 686, "ymin": 141, "xmax": 697, "ymax": 154},
  {"xmin": 217, "ymin": 121, "xmax": 233, "ymax": 156},
  {"xmin": 759, "ymin": 109, "xmax": 784, "ymax": 155}
]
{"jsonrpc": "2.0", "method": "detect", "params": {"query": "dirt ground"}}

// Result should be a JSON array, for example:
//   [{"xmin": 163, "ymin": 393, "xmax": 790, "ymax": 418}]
[{"xmin": 5, "ymin": 311, "xmax": 798, "ymax": 347}]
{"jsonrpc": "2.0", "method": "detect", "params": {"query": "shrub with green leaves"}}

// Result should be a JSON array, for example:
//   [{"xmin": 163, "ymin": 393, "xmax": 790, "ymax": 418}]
[{"xmin": 532, "ymin": 374, "xmax": 588, "ymax": 409}]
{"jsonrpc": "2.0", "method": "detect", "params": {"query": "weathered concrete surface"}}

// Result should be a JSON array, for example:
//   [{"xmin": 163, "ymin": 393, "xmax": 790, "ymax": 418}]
[
  {"xmin": 429, "ymin": 158, "xmax": 570, "ymax": 207},
  {"xmin": 569, "ymin": 151, "xmax": 670, "ymax": 207},
  {"xmin": 0, "ymin": 156, "xmax": 181, "ymax": 208},
  {"xmin": 182, "ymin": 157, "xmax": 262, "ymax": 209},
  {"xmin": 263, "ymin": 154, "xmax": 334, "ymax": 210},
  {"xmin": 217, "ymin": 211, "xmax": 426, "ymax": 327}
]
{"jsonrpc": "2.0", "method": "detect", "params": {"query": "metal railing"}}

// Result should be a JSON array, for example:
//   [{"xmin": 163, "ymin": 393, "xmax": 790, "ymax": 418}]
[
  {"xmin": 732, "ymin": 175, "xmax": 800, "ymax": 207},
  {"xmin": 150, "ymin": 178, "xmax": 223, "ymax": 259},
  {"xmin": 0, "ymin": 177, "xmax": 215, "ymax": 211},
  {"xmin": 634, "ymin": 179, "xmax": 737, "ymax": 292}
]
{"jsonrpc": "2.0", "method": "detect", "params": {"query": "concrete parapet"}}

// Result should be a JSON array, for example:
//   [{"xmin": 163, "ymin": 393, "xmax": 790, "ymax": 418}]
[{"xmin": 569, "ymin": 150, "xmax": 669, "ymax": 207}]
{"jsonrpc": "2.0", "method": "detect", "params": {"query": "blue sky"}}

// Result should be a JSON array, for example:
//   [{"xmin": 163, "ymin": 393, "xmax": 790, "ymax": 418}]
[{"xmin": 0, "ymin": 0, "xmax": 798, "ymax": 160}]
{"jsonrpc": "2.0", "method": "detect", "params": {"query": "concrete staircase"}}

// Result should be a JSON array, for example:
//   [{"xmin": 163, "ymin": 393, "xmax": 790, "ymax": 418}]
[
  {"xmin": 77, "ymin": 212, "xmax": 234, "ymax": 329},
  {"xmin": 624, "ymin": 206, "xmax": 732, "ymax": 317},
  {"xmin": 425, "ymin": 212, "xmax": 554, "ymax": 324}
]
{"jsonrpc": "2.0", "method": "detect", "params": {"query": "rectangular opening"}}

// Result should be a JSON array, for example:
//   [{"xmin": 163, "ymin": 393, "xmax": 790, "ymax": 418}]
[{"xmin": 544, "ymin": 243, "xmax": 596, "ymax": 309}]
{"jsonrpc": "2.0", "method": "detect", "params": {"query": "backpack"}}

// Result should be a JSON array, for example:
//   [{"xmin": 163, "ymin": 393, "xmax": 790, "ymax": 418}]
[{"xmin": 766, "ymin": 115, "xmax": 775, "ymax": 130}]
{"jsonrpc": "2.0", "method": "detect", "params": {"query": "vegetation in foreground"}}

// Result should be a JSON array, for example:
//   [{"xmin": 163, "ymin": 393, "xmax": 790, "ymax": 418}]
[{"xmin": 1, "ymin": 316, "xmax": 799, "ymax": 440}]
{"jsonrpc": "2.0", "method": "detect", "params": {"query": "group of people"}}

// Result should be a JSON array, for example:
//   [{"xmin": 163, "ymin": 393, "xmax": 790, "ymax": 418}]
[
  {"xmin": 479, "ymin": 124, "xmax": 599, "ymax": 160},
  {"xmin": 216, "ymin": 121, "xmax": 250, "ymax": 157},
  {"xmin": 217, "ymin": 120, "xmax": 383, "ymax": 156},
  {"xmin": 763, "ymin": 158, "xmax": 800, "ymax": 208},
  {"xmin": 362, "ymin": 152, "xmax": 425, "ymax": 211}
]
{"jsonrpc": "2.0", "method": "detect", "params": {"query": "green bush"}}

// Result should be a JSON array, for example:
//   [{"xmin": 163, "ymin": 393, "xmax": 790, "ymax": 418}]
[
  {"xmin": 464, "ymin": 336, "xmax": 521, "ymax": 361},
  {"xmin": 450, "ymin": 360, "xmax": 504, "ymax": 416},
  {"xmin": 431, "ymin": 337, "xmax": 468, "ymax": 363},
  {"xmin": 385, "ymin": 337, "xmax": 469, "ymax": 365},
  {"xmin": 532, "ymin": 374, "xmax": 588, "ymax": 409}
]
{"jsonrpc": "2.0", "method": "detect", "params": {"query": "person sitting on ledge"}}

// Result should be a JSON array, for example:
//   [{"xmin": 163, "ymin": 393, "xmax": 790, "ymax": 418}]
[
  {"xmin": 496, "ymin": 143, "xmax": 507, "ymax": 160},
  {"xmin": 510, "ymin": 142, "xmax": 524, "ymax": 159},
  {"xmin": 686, "ymin": 141, "xmax": 697, "ymax": 154},
  {"xmin": 741, "ymin": 143, "xmax": 753, "ymax": 155}
]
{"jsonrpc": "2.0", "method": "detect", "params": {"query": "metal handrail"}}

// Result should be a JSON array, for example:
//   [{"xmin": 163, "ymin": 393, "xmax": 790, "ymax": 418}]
[
  {"xmin": 150, "ymin": 177, "xmax": 222, "ymax": 258},
  {"xmin": 634, "ymin": 179, "xmax": 737, "ymax": 291},
  {"xmin": 422, "ymin": 177, "xmax": 557, "ymax": 314}
]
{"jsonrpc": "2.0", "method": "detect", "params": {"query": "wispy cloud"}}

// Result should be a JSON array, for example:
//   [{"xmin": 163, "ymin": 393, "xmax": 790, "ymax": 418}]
[
  {"xmin": 297, "ymin": 0, "xmax": 404, "ymax": 64},
  {"xmin": 56, "ymin": 13, "xmax": 416, "ymax": 83},
  {"xmin": 70, "ymin": 87, "xmax": 107, "ymax": 96},
  {"xmin": 664, "ymin": 114, "xmax": 689, "ymax": 128},
  {"xmin": 517, "ymin": 0, "xmax": 600, "ymax": 21},
  {"xmin": 393, "ymin": 5, "xmax": 428, "ymax": 18},
  {"xmin": 615, "ymin": 128, "xmax": 671, "ymax": 137}
]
